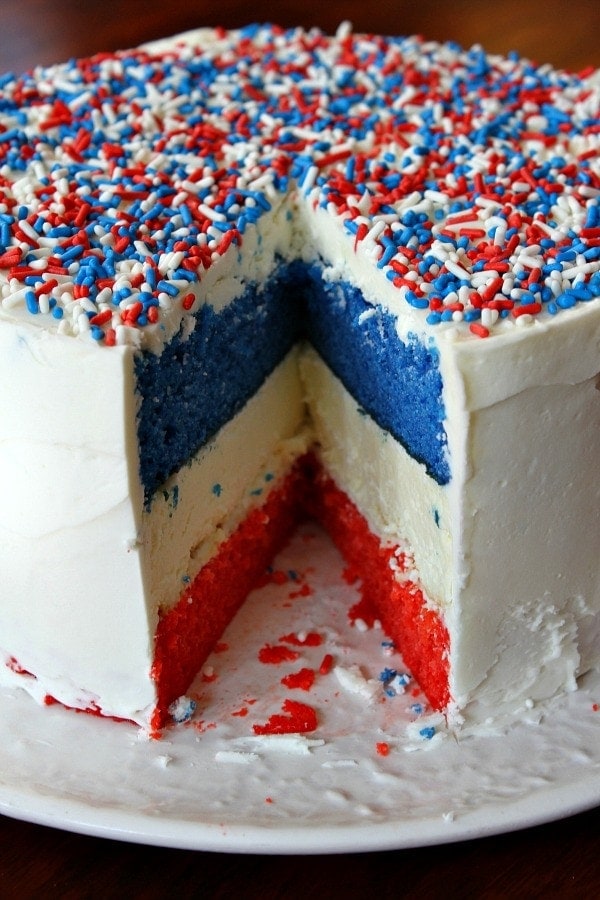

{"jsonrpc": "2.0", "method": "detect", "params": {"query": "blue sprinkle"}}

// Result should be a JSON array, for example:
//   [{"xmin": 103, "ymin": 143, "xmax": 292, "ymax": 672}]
[
  {"xmin": 556, "ymin": 292, "xmax": 577, "ymax": 309},
  {"xmin": 419, "ymin": 726, "xmax": 436, "ymax": 740},
  {"xmin": 168, "ymin": 695, "xmax": 196, "ymax": 724},
  {"xmin": 157, "ymin": 280, "xmax": 179, "ymax": 297},
  {"xmin": 212, "ymin": 483, "xmax": 222, "ymax": 497},
  {"xmin": 584, "ymin": 205, "xmax": 599, "ymax": 228},
  {"xmin": 405, "ymin": 291, "xmax": 429, "ymax": 310},
  {"xmin": 378, "ymin": 667, "xmax": 397, "ymax": 683}
]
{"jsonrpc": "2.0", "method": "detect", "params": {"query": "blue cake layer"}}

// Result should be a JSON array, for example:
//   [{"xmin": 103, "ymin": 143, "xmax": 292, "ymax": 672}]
[
  {"xmin": 135, "ymin": 263, "xmax": 304, "ymax": 503},
  {"xmin": 135, "ymin": 261, "xmax": 449, "ymax": 504},
  {"xmin": 301, "ymin": 263, "xmax": 450, "ymax": 486}
]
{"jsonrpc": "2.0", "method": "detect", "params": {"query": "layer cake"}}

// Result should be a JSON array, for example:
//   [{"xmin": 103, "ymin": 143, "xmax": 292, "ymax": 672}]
[{"xmin": 0, "ymin": 24, "xmax": 599, "ymax": 731}]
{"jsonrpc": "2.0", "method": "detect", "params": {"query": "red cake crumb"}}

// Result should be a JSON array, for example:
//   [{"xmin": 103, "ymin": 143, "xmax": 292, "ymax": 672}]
[
  {"xmin": 255, "ymin": 568, "xmax": 291, "ymax": 588},
  {"xmin": 231, "ymin": 707, "xmax": 249, "ymax": 717},
  {"xmin": 288, "ymin": 582, "xmax": 313, "ymax": 599},
  {"xmin": 270, "ymin": 570, "xmax": 290, "ymax": 585},
  {"xmin": 376, "ymin": 741, "xmax": 390, "ymax": 757},
  {"xmin": 192, "ymin": 720, "xmax": 217, "ymax": 734},
  {"xmin": 253, "ymin": 699, "xmax": 318, "ymax": 735},
  {"xmin": 281, "ymin": 667, "xmax": 316, "ymax": 691},
  {"xmin": 258, "ymin": 644, "xmax": 301, "ymax": 665}
]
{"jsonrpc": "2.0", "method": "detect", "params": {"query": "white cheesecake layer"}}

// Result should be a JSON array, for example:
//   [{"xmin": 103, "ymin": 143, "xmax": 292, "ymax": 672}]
[
  {"xmin": 142, "ymin": 348, "xmax": 308, "ymax": 612},
  {"xmin": 300, "ymin": 346, "xmax": 452, "ymax": 608}
]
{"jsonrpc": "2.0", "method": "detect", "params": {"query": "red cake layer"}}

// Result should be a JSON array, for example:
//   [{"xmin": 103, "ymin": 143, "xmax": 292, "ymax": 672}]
[
  {"xmin": 305, "ymin": 462, "xmax": 451, "ymax": 711},
  {"xmin": 151, "ymin": 455, "xmax": 450, "ymax": 730},
  {"xmin": 150, "ymin": 461, "xmax": 308, "ymax": 731}
]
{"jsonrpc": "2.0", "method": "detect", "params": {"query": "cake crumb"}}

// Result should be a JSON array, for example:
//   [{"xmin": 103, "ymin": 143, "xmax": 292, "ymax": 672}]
[{"xmin": 154, "ymin": 754, "xmax": 173, "ymax": 769}]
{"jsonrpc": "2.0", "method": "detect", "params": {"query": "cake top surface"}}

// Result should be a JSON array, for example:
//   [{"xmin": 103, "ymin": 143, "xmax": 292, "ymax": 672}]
[{"xmin": 0, "ymin": 22, "xmax": 598, "ymax": 347}]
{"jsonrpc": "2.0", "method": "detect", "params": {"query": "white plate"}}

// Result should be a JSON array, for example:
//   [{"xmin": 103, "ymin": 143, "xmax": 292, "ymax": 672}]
[{"xmin": 1, "ymin": 524, "xmax": 599, "ymax": 854}]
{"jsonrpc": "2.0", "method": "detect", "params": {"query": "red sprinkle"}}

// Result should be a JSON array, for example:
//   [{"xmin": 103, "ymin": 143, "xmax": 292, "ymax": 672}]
[
  {"xmin": 89, "ymin": 308, "xmax": 113, "ymax": 326},
  {"xmin": 0, "ymin": 248, "xmax": 22, "ymax": 268},
  {"xmin": 469, "ymin": 322, "xmax": 490, "ymax": 338},
  {"xmin": 512, "ymin": 302, "xmax": 543, "ymax": 317},
  {"xmin": 319, "ymin": 653, "xmax": 334, "ymax": 675}
]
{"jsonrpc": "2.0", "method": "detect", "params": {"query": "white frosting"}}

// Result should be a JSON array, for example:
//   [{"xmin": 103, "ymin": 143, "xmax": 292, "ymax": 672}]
[
  {"xmin": 447, "ymin": 374, "xmax": 600, "ymax": 721},
  {"xmin": 0, "ymin": 319, "xmax": 154, "ymax": 721}
]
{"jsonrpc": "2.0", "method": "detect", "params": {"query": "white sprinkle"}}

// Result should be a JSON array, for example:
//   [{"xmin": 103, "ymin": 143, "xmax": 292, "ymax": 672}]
[
  {"xmin": 198, "ymin": 203, "xmax": 226, "ymax": 222},
  {"xmin": 444, "ymin": 259, "xmax": 471, "ymax": 280},
  {"xmin": 1, "ymin": 289, "xmax": 27, "ymax": 309},
  {"xmin": 481, "ymin": 307, "xmax": 499, "ymax": 328}
]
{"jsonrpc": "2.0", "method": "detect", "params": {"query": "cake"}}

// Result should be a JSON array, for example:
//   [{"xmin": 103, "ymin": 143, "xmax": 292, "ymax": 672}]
[{"xmin": 0, "ymin": 23, "xmax": 599, "ymax": 733}]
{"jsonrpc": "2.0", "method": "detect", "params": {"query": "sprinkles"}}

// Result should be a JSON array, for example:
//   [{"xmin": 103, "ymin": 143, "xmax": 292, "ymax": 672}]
[{"xmin": 0, "ymin": 24, "xmax": 598, "ymax": 343}]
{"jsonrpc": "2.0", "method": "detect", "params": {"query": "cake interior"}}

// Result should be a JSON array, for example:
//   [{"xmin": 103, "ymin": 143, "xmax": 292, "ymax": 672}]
[{"xmin": 144, "ymin": 261, "xmax": 451, "ymax": 730}]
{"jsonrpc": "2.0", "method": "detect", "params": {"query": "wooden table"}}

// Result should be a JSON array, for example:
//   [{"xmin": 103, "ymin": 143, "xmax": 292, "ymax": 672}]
[{"xmin": 1, "ymin": 2, "xmax": 599, "ymax": 895}]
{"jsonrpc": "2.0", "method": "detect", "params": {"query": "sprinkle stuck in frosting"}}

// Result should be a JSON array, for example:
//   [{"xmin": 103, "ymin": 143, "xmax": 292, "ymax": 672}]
[{"xmin": 0, "ymin": 22, "xmax": 598, "ymax": 344}]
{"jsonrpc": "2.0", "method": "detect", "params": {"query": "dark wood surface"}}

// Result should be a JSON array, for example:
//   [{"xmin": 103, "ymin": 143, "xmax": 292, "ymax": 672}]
[{"xmin": 1, "ymin": 2, "xmax": 599, "ymax": 896}]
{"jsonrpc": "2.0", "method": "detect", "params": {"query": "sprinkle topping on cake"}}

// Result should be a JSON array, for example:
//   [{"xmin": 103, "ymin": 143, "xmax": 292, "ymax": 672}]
[{"xmin": 0, "ymin": 22, "xmax": 598, "ymax": 344}]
